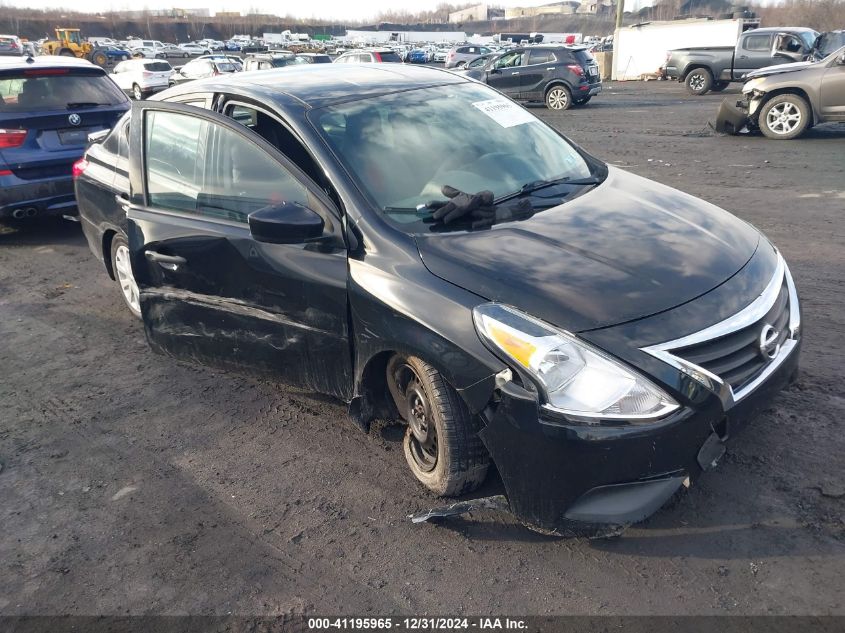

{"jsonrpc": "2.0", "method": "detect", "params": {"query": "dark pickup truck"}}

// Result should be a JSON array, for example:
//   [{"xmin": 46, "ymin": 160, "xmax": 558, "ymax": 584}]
[{"xmin": 665, "ymin": 27, "xmax": 819, "ymax": 95}]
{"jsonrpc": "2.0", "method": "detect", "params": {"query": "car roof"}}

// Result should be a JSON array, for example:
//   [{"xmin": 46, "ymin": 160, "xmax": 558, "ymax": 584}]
[
  {"xmin": 747, "ymin": 27, "xmax": 819, "ymax": 34},
  {"xmin": 162, "ymin": 64, "xmax": 468, "ymax": 109},
  {"xmin": 0, "ymin": 55, "xmax": 102, "ymax": 71}
]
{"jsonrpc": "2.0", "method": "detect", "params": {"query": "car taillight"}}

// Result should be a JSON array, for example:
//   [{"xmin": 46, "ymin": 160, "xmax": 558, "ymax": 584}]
[
  {"xmin": 142, "ymin": 70, "xmax": 152, "ymax": 77},
  {"xmin": 72, "ymin": 158, "xmax": 89, "ymax": 180},
  {"xmin": 0, "ymin": 129, "xmax": 26, "ymax": 148},
  {"xmin": 567, "ymin": 64, "xmax": 585, "ymax": 77},
  {"xmin": 374, "ymin": 52, "xmax": 382, "ymax": 62}
]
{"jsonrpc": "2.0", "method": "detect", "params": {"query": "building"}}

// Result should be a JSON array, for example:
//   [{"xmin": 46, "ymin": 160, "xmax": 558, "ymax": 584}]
[
  {"xmin": 448, "ymin": 4, "xmax": 505, "ymax": 24},
  {"xmin": 504, "ymin": 2, "xmax": 580, "ymax": 19},
  {"xmin": 577, "ymin": 0, "xmax": 615, "ymax": 15}
]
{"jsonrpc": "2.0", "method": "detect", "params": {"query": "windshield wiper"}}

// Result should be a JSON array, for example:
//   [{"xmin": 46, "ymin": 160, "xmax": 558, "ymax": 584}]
[
  {"xmin": 66, "ymin": 102, "xmax": 110, "ymax": 109},
  {"xmin": 495, "ymin": 175, "xmax": 602, "ymax": 204}
]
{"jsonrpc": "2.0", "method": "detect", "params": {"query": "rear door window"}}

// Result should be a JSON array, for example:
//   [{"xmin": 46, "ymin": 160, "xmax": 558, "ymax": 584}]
[
  {"xmin": 743, "ymin": 33, "xmax": 772, "ymax": 51},
  {"xmin": 528, "ymin": 50, "xmax": 555, "ymax": 65},
  {"xmin": 0, "ymin": 71, "xmax": 127, "ymax": 112}
]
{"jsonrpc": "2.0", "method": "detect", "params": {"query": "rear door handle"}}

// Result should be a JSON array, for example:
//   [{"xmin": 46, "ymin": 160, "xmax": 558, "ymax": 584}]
[
  {"xmin": 144, "ymin": 250, "xmax": 186, "ymax": 270},
  {"xmin": 511, "ymin": 71, "xmax": 520, "ymax": 75}
]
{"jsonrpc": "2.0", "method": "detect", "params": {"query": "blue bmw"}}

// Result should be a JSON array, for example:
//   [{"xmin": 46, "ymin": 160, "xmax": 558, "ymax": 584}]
[{"xmin": 0, "ymin": 56, "xmax": 128, "ymax": 220}]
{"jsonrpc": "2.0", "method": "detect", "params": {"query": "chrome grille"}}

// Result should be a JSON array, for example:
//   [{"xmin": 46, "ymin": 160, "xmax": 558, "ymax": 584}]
[
  {"xmin": 670, "ymin": 282, "xmax": 790, "ymax": 392},
  {"xmin": 641, "ymin": 253, "xmax": 801, "ymax": 411}
]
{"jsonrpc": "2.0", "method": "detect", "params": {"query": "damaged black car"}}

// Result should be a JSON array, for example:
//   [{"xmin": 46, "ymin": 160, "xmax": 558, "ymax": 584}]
[{"xmin": 75, "ymin": 65, "xmax": 801, "ymax": 535}]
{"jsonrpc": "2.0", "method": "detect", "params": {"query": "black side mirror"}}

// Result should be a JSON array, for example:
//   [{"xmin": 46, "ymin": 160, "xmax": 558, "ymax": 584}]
[{"xmin": 248, "ymin": 202, "xmax": 324, "ymax": 245}]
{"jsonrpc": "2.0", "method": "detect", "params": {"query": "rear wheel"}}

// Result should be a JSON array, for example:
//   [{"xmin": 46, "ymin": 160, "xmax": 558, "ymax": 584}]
[
  {"xmin": 758, "ymin": 93, "xmax": 810, "ymax": 140},
  {"xmin": 685, "ymin": 68, "xmax": 713, "ymax": 95},
  {"xmin": 132, "ymin": 83, "xmax": 143, "ymax": 100},
  {"xmin": 110, "ymin": 234, "xmax": 141, "ymax": 319},
  {"xmin": 387, "ymin": 355, "xmax": 489, "ymax": 497},
  {"xmin": 545, "ymin": 85, "xmax": 572, "ymax": 110}
]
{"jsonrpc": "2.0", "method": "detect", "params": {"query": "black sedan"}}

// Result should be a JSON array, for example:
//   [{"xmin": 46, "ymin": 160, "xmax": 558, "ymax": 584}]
[{"xmin": 74, "ymin": 65, "xmax": 801, "ymax": 535}]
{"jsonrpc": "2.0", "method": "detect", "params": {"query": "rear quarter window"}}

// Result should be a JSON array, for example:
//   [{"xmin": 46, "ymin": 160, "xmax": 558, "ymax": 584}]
[{"xmin": 0, "ymin": 71, "xmax": 127, "ymax": 112}]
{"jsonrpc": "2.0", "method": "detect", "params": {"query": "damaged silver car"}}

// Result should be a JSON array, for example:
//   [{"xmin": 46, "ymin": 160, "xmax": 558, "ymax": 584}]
[{"xmin": 716, "ymin": 45, "xmax": 845, "ymax": 139}]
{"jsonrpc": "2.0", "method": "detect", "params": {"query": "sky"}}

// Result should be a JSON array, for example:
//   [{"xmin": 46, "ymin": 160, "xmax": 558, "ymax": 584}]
[{"xmin": 2, "ymin": 0, "xmax": 629, "ymax": 23}]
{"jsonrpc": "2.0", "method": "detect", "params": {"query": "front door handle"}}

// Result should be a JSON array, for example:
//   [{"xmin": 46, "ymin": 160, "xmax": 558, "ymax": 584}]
[
  {"xmin": 144, "ymin": 250, "xmax": 186, "ymax": 270},
  {"xmin": 739, "ymin": 55, "xmax": 748, "ymax": 59},
  {"xmin": 511, "ymin": 71, "xmax": 520, "ymax": 75}
]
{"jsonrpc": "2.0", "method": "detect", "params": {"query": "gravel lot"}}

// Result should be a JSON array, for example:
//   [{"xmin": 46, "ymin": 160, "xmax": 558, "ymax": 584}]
[{"xmin": 1, "ymin": 81, "xmax": 843, "ymax": 617}]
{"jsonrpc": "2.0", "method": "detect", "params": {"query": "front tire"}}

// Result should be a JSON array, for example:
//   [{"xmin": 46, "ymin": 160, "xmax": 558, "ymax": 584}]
[
  {"xmin": 685, "ymin": 68, "xmax": 713, "ymax": 95},
  {"xmin": 110, "ymin": 235, "xmax": 141, "ymax": 319},
  {"xmin": 545, "ymin": 85, "xmax": 572, "ymax": 110},
  {"xmin": 388, "ymin": 355, "xmax": 489, "ymax": 497},
  {"xmin": 758, "ymin": 93, "xmax": 810, "ymax": 140}
]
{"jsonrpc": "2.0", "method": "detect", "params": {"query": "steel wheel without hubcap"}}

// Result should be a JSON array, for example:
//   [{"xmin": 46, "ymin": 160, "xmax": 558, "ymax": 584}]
[
  {"xmin": 405, "ymin": 378, "xmax": 438, "ymax": 472},
  {"xmin": 387, "ymin": 354, "xmax": 490, "ymax": 496},
  {"xmin": 546, "ymin": 86, "xmax": 571, "ymax": 110},
  {"xmin": 113, "ymin": 242, "xmax": 141, "ymax": 317}
]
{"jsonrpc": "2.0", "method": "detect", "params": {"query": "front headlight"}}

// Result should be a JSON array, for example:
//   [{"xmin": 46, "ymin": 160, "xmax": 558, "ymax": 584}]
[
  {"xmin": 742, "ymin": 77, "xmax": 765, "ymax": 94},
  {"xmin": 473, "ymin": 304, "xmax": 679, "ymax": 423}
]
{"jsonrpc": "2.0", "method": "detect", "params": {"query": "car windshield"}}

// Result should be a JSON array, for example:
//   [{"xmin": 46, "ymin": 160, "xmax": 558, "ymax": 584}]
[
  {"xmin": 0, "ymin": 72, "xmax": 127, "ymax": 112},
  {"xmin": 311, "ymin": 82, "xmax": 598, "ymax": 232}
]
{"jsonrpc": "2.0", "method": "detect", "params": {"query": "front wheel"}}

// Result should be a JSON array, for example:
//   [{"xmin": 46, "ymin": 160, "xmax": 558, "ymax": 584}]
[
  {"xmin": 758, "ymin": 94, "xmax": 810, "ymax": 140},
  {"xmin": 110, "ymin": 234, "xmax": 141, "ymax": 319},
  {"xmin": 545, "ymin": 85, "xmax": 572, "ymax": 110},
  {"xmin": 91, "ymin": 50, "xmax": 108, "ymax": 66},
  {"xmin": 685, "ymin": 68, "xmax": 713, "ymax": 95},
  {"xmin": 387, "ymin": 355, "xmax": 489, "ymax": 497}
]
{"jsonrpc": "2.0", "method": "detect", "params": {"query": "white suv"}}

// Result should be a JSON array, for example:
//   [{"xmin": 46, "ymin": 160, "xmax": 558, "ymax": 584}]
[{"xmin": 111, "ymin": 59, "xmax": 173, "ymax": 100}]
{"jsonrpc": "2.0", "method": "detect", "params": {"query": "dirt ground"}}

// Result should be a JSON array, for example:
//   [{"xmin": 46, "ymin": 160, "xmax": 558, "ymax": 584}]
[{"xmin": 1, "ymin": 81, "xmax": 843, "ymax": 617}]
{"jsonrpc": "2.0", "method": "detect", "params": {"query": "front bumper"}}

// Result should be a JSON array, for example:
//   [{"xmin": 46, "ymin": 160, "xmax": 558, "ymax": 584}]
[
  {"xmin": 0, "ymin": 173, "xmax": 77, "ymax": 219},
  {"xmin": 478, "ymin": 339, "xmax": 800, "ymax": 534}
]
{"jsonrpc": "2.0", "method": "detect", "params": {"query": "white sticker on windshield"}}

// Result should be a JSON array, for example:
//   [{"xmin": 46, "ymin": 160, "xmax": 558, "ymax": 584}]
[{"xmin": 472, "ymin": 99, "xmax": 535, "ymax": 128}]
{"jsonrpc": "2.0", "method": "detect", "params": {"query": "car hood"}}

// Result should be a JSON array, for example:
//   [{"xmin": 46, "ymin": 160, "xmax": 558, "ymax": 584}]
[
  {"xmin": 746, "ymin": 60, "xmax": 815, "ymax": 79},
  {"xmin": 413, "ymin": 167, "xmax": 760, "ymax": 332}
]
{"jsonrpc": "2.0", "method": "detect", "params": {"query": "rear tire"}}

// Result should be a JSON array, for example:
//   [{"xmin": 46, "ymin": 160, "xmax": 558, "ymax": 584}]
[
  {"xmin": 545, "ymin": 84, "xmax": 572, "ymax": 110},
  {"xmin": 91, "ymin": 50, "xmax": 107, "ymax": 66},
  {"xmin": 758, "ymin": 93, "xmax": 810, "ymax": 140},
  {"xmin": 110, "ymin": 234, "xmax": 141, "ymax": 319},
  {"xmin": 387, "ymin": 355, "xmax": 489, "ymax": 497},
  {"xmin": 132, "ymin": 83, "xmax": 143, "ymax": 100},
  {"xmin": 685, "ymin": 68, "xmax": 713, "ymax": 95}
]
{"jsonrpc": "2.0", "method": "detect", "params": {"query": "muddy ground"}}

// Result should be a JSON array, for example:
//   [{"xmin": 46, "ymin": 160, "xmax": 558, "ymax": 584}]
[{"xmin": 1, "ymin": 81, "xmax": 843, "ymax": 616}]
